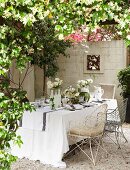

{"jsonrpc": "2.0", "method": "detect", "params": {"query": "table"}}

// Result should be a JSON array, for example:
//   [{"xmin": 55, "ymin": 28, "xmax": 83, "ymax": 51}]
[{"xmin": 11, "ymin": 99, "xmax": 117, "ymax": 168}]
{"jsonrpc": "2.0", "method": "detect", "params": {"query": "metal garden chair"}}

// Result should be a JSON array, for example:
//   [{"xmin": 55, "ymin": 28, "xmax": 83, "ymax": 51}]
[
  {"xmin": 105, "ymin": 98, "xmax": 128, "ymax": 148},
  {"xmin": 67, "ymin": 104, "xmax": 108, "ymax": 165},
  {"xmin": 99, "ymin": 83, "xmax": 116, "ymax": 99}
]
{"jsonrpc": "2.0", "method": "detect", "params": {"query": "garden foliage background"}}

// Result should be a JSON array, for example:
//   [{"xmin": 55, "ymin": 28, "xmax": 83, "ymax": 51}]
[{"xmin": 0, "ymin": 0, "xmax": 130, "ymax": 169}]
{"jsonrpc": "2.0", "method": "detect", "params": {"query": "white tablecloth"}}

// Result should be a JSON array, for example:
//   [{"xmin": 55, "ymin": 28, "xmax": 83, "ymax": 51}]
[{"xmin": 11, "ymin": 99, "xmax": 117, "ymax": 168}]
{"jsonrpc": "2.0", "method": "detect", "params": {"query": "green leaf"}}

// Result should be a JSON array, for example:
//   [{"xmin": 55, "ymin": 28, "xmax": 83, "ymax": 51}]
[{"xmin": 55, "ymin": 25, "xmax": 63, "ymax": 32}]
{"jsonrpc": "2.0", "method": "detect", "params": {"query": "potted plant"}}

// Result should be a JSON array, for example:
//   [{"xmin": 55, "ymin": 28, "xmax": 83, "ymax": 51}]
[{"xmin": 117, "ymin": 66, "xmax": 130, "ymax": 123}]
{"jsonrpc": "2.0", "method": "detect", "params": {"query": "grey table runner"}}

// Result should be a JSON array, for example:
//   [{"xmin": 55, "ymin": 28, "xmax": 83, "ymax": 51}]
[
  {"xmin": 19, "ymin": 107, "xmax": 64, "ymax": 131},
  {"xmin": 19, "ymin": 111, "xmax": 50, "ymax": 131},
  {"xmin": 42, "ymin": 112, "xmax": 47, "ymax": 131},
  {"xmin": 42, "ymin": 109, "xmax": 61, "ymax": 131}
]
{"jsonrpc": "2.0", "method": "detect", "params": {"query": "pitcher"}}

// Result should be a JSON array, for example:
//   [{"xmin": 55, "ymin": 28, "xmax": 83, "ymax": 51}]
[{"xmin": 94, "ymin": 86, "xmax": 104, "ymax": 101}]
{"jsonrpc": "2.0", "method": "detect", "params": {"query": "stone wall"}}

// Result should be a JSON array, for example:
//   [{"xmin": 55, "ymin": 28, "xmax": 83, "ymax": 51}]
[
  {"xmin": 34, "ymin": 65, "xmax": 44, "ymax": 98},
  {"xmin": 10, "ymin": 63, "xmax": 35, "ymax": 102},
  {"xmin": 57, "ymin": 40, "xmax": 127, "ymax": 100},
  {"xmin": 10, "ymin": 40, "xmax": 127, "ymax": 101},
  {"xmin": 10, "ymin": 64, "xmax": 46, "ymax": 101}
]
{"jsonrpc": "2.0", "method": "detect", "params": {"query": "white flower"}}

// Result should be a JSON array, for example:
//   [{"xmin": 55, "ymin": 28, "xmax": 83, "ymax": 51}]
[
  {"xmin": 64, "ymin": 86, "xmax": 79, "ymax": 99},
  {"xmin": 86, "ymin": 79, "xmax": 93, "ymax": 84},
  {"xmin": 53, "ymin": 82, "xmax": 59, "ymax": 87},
  {"xmin": 77, "ymin": 79, "xmax": 93, "ymax": 89},
  {"xmin": 59, "ymin": 80, "xmax": 63, "ymax": 85},
  {"xmin": 47, "ymin": 81, "xmax": 53, "ymax": 89},
  {"xmin": 127, "ymin": 35, "xmax": 130, "ymax": 40},
  {"xmin": 47, "ymin": 78, "xmax": 63, "ymax": 89},
  {"xmin": 77, "ymin": 80, "xmax": 81, "ymax": 84},
  {"xmin": 55, "ymin": 78, "xmax": 60, "ymax": 81},
  {"xmin": 47, "ymin": 81, "xmax": 52, "ymax": 86},
  {"xmin": 71, "ymin": 88, "xmax": 75, "ymax": 92},
  {"xmin": 75, "ymin": 92, "xmax": 79, "ymax": 97}
]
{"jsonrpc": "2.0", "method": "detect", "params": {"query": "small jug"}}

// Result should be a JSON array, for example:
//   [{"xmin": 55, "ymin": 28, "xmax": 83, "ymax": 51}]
[{"xmin": 94, "ymin": 86, "xmax": 104, "ymax": 101}]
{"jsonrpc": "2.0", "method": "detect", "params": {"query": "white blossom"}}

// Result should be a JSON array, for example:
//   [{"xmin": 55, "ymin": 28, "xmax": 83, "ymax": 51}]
[
  {"xmin": 77, "ymin": 78, "xmax": 93, "ymax": 88},
  {"xmin": 55, "ymin": 78, "xmax": 60, "ymax": 81},
  {"xmin": 47, "ymin": 78, "xmax": 63, "ymax": 89},
  {"xmin": 127, "ymin": 35, "xmax": 130, "ymax": 40},
  {"xmin": 86, "ymin": 79, "xmax": 93, "ymax": 84}
]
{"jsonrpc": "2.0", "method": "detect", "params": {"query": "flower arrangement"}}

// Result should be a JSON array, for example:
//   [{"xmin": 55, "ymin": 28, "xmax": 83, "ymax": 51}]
[
  {"xmin": 63, "ymin": 86, "xmax": 79, "ymax": 104},
  {"xmin": 47, "ymin": 78, "xmax": 63, "ymax": 89},
  {"xmin": 77, "ymin": 79, "xmax": 93, "ymax": 89},
  {"xmin": 76, "ymin": 79, "xmax": 93, "ymax": 102}
]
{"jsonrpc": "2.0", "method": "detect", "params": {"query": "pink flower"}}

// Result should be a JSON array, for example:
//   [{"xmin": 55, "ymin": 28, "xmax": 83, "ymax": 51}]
[
  {"xmin": 64, "ymin": 32, "xmax": 86, "ymax": 44},
  {"xmin": 88, "ymin": 29, "xmax": 103, "ymax": 41}
]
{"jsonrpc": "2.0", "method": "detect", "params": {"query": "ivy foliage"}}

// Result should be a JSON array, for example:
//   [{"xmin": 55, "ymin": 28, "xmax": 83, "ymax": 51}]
[
  {"xmin": 0, "ymin": 0, "xmax": 130, "ymax": 169},
  {"xmin": 117, "ymin": 66, "xmax": 130, "ymax": 97},
  {"xmin": 0, "ymin": 1, "xmax": 40, "ymax": 169}
]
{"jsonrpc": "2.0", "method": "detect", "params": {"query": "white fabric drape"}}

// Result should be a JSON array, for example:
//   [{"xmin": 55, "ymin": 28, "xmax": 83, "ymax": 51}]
[{"xmin": 11, "ymin": 99, "xmax": 117, "ymax": 168}]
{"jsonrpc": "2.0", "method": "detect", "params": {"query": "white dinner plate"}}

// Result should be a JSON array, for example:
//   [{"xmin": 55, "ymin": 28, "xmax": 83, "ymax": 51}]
[{"xmin": 82, "ymin": 102, "xmax": 95, "ymax": 107}]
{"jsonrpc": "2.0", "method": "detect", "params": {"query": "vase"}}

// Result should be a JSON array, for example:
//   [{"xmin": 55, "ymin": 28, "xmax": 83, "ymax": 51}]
[
  {"xmin": 81, "ymin": 87, "xmax": 89, "ymax": 93},
  {"xmin": 79, "ymin": 96, "xmax": 84, "ymax": 103},
  {"xmin": 94, "ymin": 86, "xmax": 104, "ymax": 101},
  {"xmin": 80, "ymin": 87, "xmax": 90, "ymax": 102},
  {"xmin": 50, "ymin": 89, "xmax": 61, "ymax": 109}
]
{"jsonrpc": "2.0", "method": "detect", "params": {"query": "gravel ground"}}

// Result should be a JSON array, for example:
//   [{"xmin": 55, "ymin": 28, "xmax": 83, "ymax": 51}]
[{"xmin": 11, "ymin": 126, "xmax": 130, "ymax": 170}]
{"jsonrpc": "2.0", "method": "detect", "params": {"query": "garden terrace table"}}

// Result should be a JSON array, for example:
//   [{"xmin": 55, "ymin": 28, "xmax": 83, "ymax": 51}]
[{"xmin": 11, "ymin": 99, "xmax": 117, "ymax": 168}]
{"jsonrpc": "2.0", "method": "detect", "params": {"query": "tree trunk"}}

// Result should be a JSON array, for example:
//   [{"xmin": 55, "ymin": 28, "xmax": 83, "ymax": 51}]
[{"xmin": 43, "ymin": 65, "xmax": 47, "ymax": 97}]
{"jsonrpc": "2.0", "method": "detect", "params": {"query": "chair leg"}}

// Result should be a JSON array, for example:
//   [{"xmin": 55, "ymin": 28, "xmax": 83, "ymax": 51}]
[
  {"xmin": 75, "ymin": 141, "xmax": 93, "ymax": 163},
  {"xmin": 96, "ymin": 137, "xmax": 109, "ymax": 156},
  {"xmin": 115, "ymin": 130, "xmax": 121, "ymax": 149},
  {"xmin": 89, "ymin": 137, "xmax": 108, "ymax": 165},
  {"xmin": 105, "ymin": 125, "xmax": 121, "ymax": 149},
  {"xmin": 66, "ymin": 136, "xmax": 107, "ymax": 166},
  {"xmin": 64, "ymin": 141, "xmax": 83, "ymax": 158},
  {"xmin": 89, "ymin": 139, "xmax": 96, "ymax": 165},
  {"xmin": 120, "ymin": 126, "xmax": 128, "ymax": 143},
  {"xmin": 82, "ymin": 138, "xmax": 103, "ymax": 165},
  {"xmin": 94, "ymin": 138, "xmax": 102, "ymax": 164},
  {"xmin": 105, "ymin": 131, "xmax": 118, "ymax": 146},
  {"xmin": 74, "ymin": 139, "xmax": 99, "ymax": 165},
  {"xmin": 114, "ymin": 125, "xmax": 128, "ymax": 149}
]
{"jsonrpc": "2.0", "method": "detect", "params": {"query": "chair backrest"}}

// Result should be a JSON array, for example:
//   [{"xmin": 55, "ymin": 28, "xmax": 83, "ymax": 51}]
[
  {"xmin": 118, "ymin": 98, "xmax": 128, "ymax": 124},
  {"xmin": 99, "ymin": 83, "xmax": 116, "ymax": 99},
  {"xmin": 84, "ymin": 104, "xmax": 108, "ymax": 132},
  {"xmin": 68, "ymin": 104, "xmax": 108, "ymax": 137}
]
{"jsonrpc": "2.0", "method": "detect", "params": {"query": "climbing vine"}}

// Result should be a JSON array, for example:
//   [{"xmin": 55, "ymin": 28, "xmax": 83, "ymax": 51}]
[{"xmin": 0, "ymin": 0, "xmax": 130, "ymax": 169}]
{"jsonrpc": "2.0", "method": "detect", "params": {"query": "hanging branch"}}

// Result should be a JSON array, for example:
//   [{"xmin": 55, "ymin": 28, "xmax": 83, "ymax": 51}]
[{"xmin": 20, "ymin": 62, "xmax": 32, "ymax": 87}]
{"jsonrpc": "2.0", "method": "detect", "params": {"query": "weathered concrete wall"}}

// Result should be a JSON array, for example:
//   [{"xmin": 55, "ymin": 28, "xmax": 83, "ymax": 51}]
[
  {"xmin": 10, "ymin": 63, "xmax": 45, "ymax": 101},
  {"xmin": 10, "ymin": 40, "xmax": 127, "ymax": 101},
  {"xmin": 34, "ymin": 65, "xmax": 44, "ymax": 98},
  {"xmin": 57, "ymin": 40, "xmax": 127, "ymax": 100},
  {"xmin": 10, "ymin": 63, "xmax": 35, "ymax": 102}
]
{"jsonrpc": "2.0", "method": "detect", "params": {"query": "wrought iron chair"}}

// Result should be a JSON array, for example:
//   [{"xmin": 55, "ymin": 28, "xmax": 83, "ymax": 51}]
[
  {"xmin": 99, "ymin": 83, "xmax": 116, "ymax": 99},
  {"xmin": 67, "ymin": 104, "xmax": 108, "ymax": 165},
  {"xmin": 105, "ymin": 98, "xmax": 128, "ymax": 148}
]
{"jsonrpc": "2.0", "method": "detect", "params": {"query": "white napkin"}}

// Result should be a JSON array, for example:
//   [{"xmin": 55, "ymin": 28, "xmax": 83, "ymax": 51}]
[
  {"xmin": 65, "ymin": 104, "xmax": 74, "ymax": 110},
  {"xmin": 73, "ymin": 104, "xmax": 83, "ymax": 110}
]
